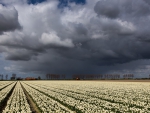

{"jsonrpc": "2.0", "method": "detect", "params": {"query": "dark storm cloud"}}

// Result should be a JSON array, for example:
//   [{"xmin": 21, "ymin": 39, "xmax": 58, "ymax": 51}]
[
  {"xmin": 0, "ymin": 5, "xmax": 21, "ymax": 34},
  {"xmin": 4, "ymin": 47, "xmax": 39, "ymax": 61},
  {"xmin": 74, "ymin": 23, "xmax": 88, "ymax": 35},
  {"xmin": 1, "ymin": 0, "xmax": 150, "ymax": 77},
  {"xmin": 94, "ymin": 0, "xmax": 120, "ymax": 19},
  {"xmin": 94, "ymin": 0, "xmax": 150, "ymax": 18},
  {"xmin": 5, "ymin": 54, "xmax": 31, "ymax": 61},
  {"xmin": 144, "ymin": 0, "xmax": 150, "ymax": 5}
]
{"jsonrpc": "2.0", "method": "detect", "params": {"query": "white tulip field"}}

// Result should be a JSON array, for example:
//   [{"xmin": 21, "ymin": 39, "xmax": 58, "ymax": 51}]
[
  {"xmin": 3, "ymin": 82, "xmax": 32, "ymax": 113},
  {"xmin": 0, "ymin": 80, "xmax": 150, "ymax": 113}
]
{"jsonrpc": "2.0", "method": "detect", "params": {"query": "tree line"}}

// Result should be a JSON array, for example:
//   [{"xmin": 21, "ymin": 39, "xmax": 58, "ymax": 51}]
[{"xmin": 45, "ymin": 74, "xmax": 136, "ymax": 80}]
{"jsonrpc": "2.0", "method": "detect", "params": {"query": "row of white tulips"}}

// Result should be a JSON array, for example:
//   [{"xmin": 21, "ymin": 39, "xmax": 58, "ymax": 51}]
[
  {"xmin": 0, "ymin": 82, "xmax": 16, "ymax": 104},
  {"xmin": 24, "ymin": 81, "xmax": 150, "ymax": 112},
  {"xmin": 40, "ymin": 82, "xmax": 150, "ymax": 112},
  {"xmin": 21, "ymin": 82, "xmax": 74, "ymax": 113},
  {"xmin": 0, "ymin": 81, "xmax": 14, "ymax": 90},
  {"xmin": 26, "ymin": 82, "xmax": 114, "ymax": 112},
  {"xmin": 3, "ymin": 82, "xmax": 32, "ymax": 113}
]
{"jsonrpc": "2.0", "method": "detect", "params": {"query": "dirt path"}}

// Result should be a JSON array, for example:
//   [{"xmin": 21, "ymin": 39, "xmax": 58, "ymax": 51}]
[{"xmin": 20, "ymin": 82, "xmax": 41, "ymax": 113}]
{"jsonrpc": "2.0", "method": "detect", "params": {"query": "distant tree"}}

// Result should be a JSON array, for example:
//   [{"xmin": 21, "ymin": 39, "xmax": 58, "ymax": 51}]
[
  {"xmin": 46, "ymin": 74, "xmax": 48, "ymax": 80},
  {"xmin": 49, "ymin": 74, "xmax": 51, "ymax": 80},
  {"xmin": 1, "ymin": 74, "xmax": 3, "ymax": 80},
  {"xmin": 61, "ymin": 74, "xmax": 65, "ymax": 80},
  {"xmin": 38, "ymin": 76, "xmax": 41, "ymax": 80},
  {"xmin": 118, "ymin": 74, "xmax": 120, "ymax": 79},
  {"xmin": 6, "ymin": 74, "xmax": 8, "ymax": 80}
]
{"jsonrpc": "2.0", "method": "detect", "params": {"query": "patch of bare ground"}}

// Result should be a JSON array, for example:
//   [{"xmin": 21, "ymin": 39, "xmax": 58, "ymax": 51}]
[{"xmin": 20, "ymin": 82, "xmax": 41, "ymax": 113}]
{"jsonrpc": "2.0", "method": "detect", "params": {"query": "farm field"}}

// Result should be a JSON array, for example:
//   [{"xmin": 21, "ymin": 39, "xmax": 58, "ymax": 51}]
[{"xmin": 0, "ymin": 81, "xmax": 150, "ymax": 113}]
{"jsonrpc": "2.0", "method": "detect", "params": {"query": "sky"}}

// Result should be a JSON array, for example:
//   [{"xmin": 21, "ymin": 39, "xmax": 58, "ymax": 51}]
[{"xmin": 0, "ymin": 0, "xmax": 150, "ymax": 79}]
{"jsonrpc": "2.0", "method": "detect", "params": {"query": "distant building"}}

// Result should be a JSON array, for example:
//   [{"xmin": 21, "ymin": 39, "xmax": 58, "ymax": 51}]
[{"xmin": 25, "ymin": 77, "xmax": 37, "ymax": 80}]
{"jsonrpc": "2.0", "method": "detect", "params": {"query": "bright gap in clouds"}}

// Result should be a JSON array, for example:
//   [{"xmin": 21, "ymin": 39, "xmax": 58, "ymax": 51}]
[
  {"xmin": 27, "ymin": 0, "xmax": 86, "ymax": 7},
  {"xmin": 27, "ymin": 0, "xmax": 47, "ymax": 4},
  {"xmin": 58, "ymin": 0, "xmax": 86, "ymax": 7},
  {"xmin": 58, "ymin": 0, "xmax": 86, "ymax": 4}
]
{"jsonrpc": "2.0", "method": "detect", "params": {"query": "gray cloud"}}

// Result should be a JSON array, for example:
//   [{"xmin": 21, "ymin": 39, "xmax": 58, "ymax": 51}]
[
  {"xmin": 0, "ymin": 5, "xmax": 21, "ymax": 34},
  {"xmin": 5, "ymin": 48, "xmax": 38, "ymax": 61},
  {"xmin": 94, "ymin": 0, "xmax": 120, "ymax": 19},
  {"xmin": 0, "ymin": 0, "xmax": 150, "ymax": 78},
  {"xmin": 94, "ymin": 0, "xmax": 150, "ymax": 19}
]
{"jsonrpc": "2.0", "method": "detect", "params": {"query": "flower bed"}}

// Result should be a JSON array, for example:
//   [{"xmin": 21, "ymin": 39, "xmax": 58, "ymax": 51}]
[
  {"xmin": 2, "ymin": 82, "xmax": 31, "ymax": 113},
  {"xmin": 22, "ymin": 81, "xmax": 150, "ymax": 112}
]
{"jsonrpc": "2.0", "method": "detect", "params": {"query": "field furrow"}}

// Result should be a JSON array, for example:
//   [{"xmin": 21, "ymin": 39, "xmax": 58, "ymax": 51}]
[
  {"xmin": 0, "ymin": 80, "xmax": 150, "ymax": 113},
  {"xmin": 23, "ymin": 81, "xmax": 150, "ymax": 113},
  {"xmin": 0, "ymin": 82, "xmax": 17, "ymax": 112},
  {"xmin": 21, "ymin": 82, "xmax": 75, "ymax": 113},
  {"xmin": 2, "ymin": 82, "xmax": 31, "ymax": 113}
]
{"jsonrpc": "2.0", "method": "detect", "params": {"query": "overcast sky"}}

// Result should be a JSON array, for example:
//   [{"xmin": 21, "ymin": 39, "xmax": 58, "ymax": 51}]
[{"xmin": 0, "ymin": 0, "xmax": 150, "ymax": 79}]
